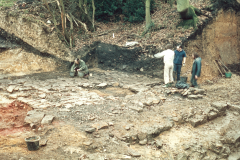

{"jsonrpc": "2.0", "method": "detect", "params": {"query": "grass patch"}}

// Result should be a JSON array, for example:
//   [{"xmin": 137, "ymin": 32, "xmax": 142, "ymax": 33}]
[{"xmin": 0, "ymin": 0, "xmax": 17, "ymax": 7}]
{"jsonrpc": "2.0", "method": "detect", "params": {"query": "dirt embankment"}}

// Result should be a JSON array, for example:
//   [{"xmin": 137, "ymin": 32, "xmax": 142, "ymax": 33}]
[
  {"xmin": 0, "ymin": 2, "xmax": 239, "ymax": 81},
  {"xmin": 181, "ymin": 9, "xmax": 240, "ymax": 82},
  {"xmin": 0, "ymin": 10, "xmax": 72, "ymax": 61}
]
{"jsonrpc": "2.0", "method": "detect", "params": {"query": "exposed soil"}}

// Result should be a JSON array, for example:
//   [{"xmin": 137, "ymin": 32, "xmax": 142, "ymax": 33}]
[
  {"xmin": 0, "ymin": 101, "xmax": 32, "ymax": 136},
  {"xmin": 0, "ymin": 69, "xmax": 239, "ymax": 159},
  {"xmin": 228, "ymin": 63, "xmax": 240, "ymax": 75}
]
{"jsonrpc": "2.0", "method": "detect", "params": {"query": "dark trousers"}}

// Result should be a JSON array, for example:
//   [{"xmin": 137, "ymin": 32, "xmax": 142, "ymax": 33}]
[
  {"xmin": 190, "ymin": 74, "xmax": 198, "ymax": 87},
  {"xmin": 174, "ymin": 64, "xmax": 182, "ymax": 81}
]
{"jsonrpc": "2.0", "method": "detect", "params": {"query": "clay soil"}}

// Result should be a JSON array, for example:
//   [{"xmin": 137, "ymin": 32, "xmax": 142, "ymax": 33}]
[{"xmin": 0, "ymin": 101, "xmax": 32, "ymax": 136}]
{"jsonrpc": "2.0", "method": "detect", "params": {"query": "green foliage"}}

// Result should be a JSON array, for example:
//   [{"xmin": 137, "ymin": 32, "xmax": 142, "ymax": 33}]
[
  {"xmin": 122, "ymin": 0, "xmax": 145, "ymax": 23},
  {"xmin": 177, "ymin": 6, "xmax": 198, "ymax": 29},
  {"xmin": 94, "ymin": 0, "xmax": 123, "ymax": 22},
  {"xmin": 0, "ymin": 0, "xmax": 16, "ymax": 7},
  {"xmin": 93, "ymin": 0, "xmax": 155, "ymax": 23}
]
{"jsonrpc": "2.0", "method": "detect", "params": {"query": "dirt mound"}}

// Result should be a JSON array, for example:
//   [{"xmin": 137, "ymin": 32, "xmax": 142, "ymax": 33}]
[{"xmin": 0, "ymin": 101, "xmax": 32, "ymax": 136}]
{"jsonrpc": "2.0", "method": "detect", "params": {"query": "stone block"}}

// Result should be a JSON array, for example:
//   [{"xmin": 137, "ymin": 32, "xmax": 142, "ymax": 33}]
[{"xmin": 41, "ymin": 115, "xmax": 54, "ymax": 125}]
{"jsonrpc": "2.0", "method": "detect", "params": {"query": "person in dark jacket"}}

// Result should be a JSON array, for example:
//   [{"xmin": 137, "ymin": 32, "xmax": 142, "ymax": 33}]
[
  {"xmin": 173, "ymin": 45, "xmax": 187, "ymax": 81},
  {"xmin": 190, "ymin": 53, "xmax": 202, "ymax": 88}
]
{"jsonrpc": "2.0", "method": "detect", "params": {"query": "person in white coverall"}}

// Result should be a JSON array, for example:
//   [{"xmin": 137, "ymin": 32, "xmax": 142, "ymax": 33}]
[{"xmin": 154, "ymin": 44, "xmax": 174, "ymax": 86}]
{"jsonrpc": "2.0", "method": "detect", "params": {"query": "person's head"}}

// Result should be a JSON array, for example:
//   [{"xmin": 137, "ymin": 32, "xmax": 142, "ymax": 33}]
[
  {"xmin": 177, "ymin": 45, "xmax": 183, "ymax": 51},
  {"xmin": 166, "ymin": 44, "xmax": 172, "ymax": 50},
  {"xmin": 74, "ymin": 58, "xmax": 80, "ymax": 64},
  {"xmin": 192, "ymin": 53, "xmax": 199, "ymax": 59}
]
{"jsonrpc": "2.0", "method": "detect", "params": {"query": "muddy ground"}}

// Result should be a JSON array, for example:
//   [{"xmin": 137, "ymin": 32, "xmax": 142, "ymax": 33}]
[{"xmin": 0, "ymin": 67, "xmax": 240, "ymax": 160}]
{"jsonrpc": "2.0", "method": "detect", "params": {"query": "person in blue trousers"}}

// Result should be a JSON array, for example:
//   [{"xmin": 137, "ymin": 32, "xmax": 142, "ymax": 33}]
[
  {"xmin": 191, "ymin": 53, "xmax": 202, "ymax": 88},
  {"xmin": 173, "ymin": 45, "xmax": 187, "ymax": 81}
]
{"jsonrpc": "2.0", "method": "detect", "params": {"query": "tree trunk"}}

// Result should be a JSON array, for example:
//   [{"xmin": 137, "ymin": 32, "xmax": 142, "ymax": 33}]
[
  {"xmin": 92, "ymin": 0, "xmax": 95, "ymax": 31},
  {"xmin": 59, "ymin": 0, "xmax": 66, "ymax": 36},
  {"xmin": 145, "ymin": 0, "xmax": 151, "ymax": 29}
]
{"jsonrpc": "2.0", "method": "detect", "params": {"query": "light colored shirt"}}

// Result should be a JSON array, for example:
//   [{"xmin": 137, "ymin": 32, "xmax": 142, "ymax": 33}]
[{"xmin": 154, "ymin": 49, "xmax": 175, "ymax": 64}]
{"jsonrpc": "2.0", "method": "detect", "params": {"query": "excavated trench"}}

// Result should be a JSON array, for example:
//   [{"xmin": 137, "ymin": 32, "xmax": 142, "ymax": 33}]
[{"xmin": 0, "ymin": 4, "xmax": 240, "ymax": 159}]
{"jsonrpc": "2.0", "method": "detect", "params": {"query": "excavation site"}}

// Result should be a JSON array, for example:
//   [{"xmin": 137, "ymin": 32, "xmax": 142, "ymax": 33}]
[{"xmin": 0, "ymin": 0, "xmax": 240, "ymax": 159}]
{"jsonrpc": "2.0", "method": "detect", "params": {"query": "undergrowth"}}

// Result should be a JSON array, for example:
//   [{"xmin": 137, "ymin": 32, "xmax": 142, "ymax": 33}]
[
  {"xmin": 0, "ymin": 0, "xmax": 16, "ymax": 7},
  {"xmin": 177, "ymin": 6, "xmax": 198, "ymax": 29}
]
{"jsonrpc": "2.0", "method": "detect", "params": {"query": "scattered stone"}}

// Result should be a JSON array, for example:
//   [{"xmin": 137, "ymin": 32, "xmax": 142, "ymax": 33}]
[
  {"xmin": 128, "ymin": 149, "xmax": 141, "ymax": 157},
  {"xmin": 155, "ymin": 140, "xmax": 163, "ymax": 149},
  {"xmin": 39, "ymin": 93, "xmax": 46, "ymax": 99},
  {"xmin": 223, "ymin": 131, "xmax": 240, "ymax": 144},
  {"xmin": 176, "ymin": 153, "xmax": 188, "ymax": 160},
  {"xmin": 119, "ymin": 155, "xmax": 131, "ymax": 159},
  {"xmin": 24, "ymin": 111, "xmax": 45, "ymax": 124},
  {"xmin": 228, "ymin": 103, "xmax": 240, "ymax": 113},
  {"xmin": 141, "ymin": 122, "xmax": 173, "ymax": 140},
  {"xmin": 228, "ymin": 152, "xmax": 240, "ymax": 160},
  {"xmin": 9, "ymin": 94, "xmax": 18, "ymax": 99},
  {"xmin": 41, "ymin": 115, "xmax": 54, "ymax": 125},
  {"xmin": 140, "ymin": 68, "xmax": 144, "ymax": 72},
  {"xmin": 139, "ymin": 139, "xmax": 147, "ymax": 145},
  {"xmin": 112, "ymin": 82, "xmax": 119, "ymax": 87},
  {"xmin": 152, "ymin": 99, "xmax": 160, "ymax": 104},
  {"xmin": 233, "ymin": 112, "xmax": 239, "ymax": 116},
  {"xmin": 92, "ymin": 122, "xmax": 108, "ymax": 130},
  {"xmin": 189, "ymin": 115, "xmax": 207, "ymax": 127},
  {"xmin": 182, "ymin": 89, "xmax": 190, "ymax": 96},
  {"xmin": 206, "ymin": 107, "xmax": 219, "ymax": 120},
  {"xmin": 188, "ymin": 95, "xmax": 201, "ymax": 99},
  {"xmin": 108, "ymin": 122, "xmax": 114, "ymax": 126},
  {"xmin": 128, "ymin": 106, "xmax": 143, "ymax": 112},
  {"xmin": 83, "ymin": 141, "xmax": 92, "ymax": 146},
  {"xmin": 138, "ymin": 133, "xmax": 147, "ymax": 141},
  {"xmin": 208, "ymin": 111, "xmax": 219, "ymax": 120},
  {"xmin": 30, "ymin": 123, "xmax": 36, "ymax": 129},
  {"xmin": 7, "ymin": 85, "xmax": 16, "ymax": 93},
  {"xmin": 85, "ymin": 128, "xmax": 96, "ymax": 133},
  {"xmin": 194, "ymin": 89, "xmax": 205, "ymax": 95},
  {"xmin": 125, "ymin": 126, "xmax": 130, "ymax": 130},
  {"xmin": 65, "ymin": 104, "xmax": 73, "ymax": 108},
  {"xmin": 39, "ymin": 139, "xmax": 48, "ymax": 146},
  {"xmin": 143, "ymin": 99, "xmax": 153, "ymax": 106},
  {"xmin": 59, "ymin": 108, "xmax": 71, "ymax": 112},
  {"xmin": 96, "ymin": 83, "xmax": 107, "ymax": 88},
  {"xmin": 211, "ymin": 102, "xmax": 228, "ymax": 113}
]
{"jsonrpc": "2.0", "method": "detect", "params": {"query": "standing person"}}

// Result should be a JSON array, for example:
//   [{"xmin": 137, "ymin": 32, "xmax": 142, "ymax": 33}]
[
  {"xmin": 70, "ymin": 58, "xmax": 89, "ymax": 78},
  {"xmin": 154, "ymin": 44, "xmax": 175, "ymax": 87},
  {"xmin": 173, "ymin": 45, "xmax": 187, "ymax": 81},
  {"xmin": 191, "ymin": 53, "xmax": 202, "ymax": 88}
]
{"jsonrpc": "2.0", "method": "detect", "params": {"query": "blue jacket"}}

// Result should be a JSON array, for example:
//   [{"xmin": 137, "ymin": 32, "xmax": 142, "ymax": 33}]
[
  {"xmin": 192, "ymin": 57, "xmax": 202, "ymax": 77},
  {"xmin": 174, "ymin": 50, "xmax": 187, "ymax": 65}
]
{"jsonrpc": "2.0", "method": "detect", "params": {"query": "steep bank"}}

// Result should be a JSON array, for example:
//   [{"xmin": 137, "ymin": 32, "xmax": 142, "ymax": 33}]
[
  {"xmin": 0, "ymin": 10, "xmax": 73, "ymax": 61},
  {"xmin": 182, "ymin": 9, "xmax": 240, "ymax": 82}
]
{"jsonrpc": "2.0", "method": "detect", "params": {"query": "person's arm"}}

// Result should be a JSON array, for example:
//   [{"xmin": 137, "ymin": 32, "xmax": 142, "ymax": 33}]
[
  {"xmin": 182, "ymin": 51, "xmax": 187, "ymax": 66},
  {"xmin": 79, "ymin": 61, "xmax": 86, "ymax": 71},
  {"xmin": 183, "ymin": 57, "xmax": 186, "ymax": 64},
  {"xmin": 154, "ymin": 51, "xmax": 165, "ymax": 59}
]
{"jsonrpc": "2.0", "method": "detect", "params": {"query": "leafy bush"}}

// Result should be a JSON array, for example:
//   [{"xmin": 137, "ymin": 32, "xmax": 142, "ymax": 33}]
[
  {"xmin": 94, "ymin": 0, "xmax": 123, "ymax": 22},
  {"xmin": 93, "ymin": 0, "xmax": 155, "ymax": 22}
]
